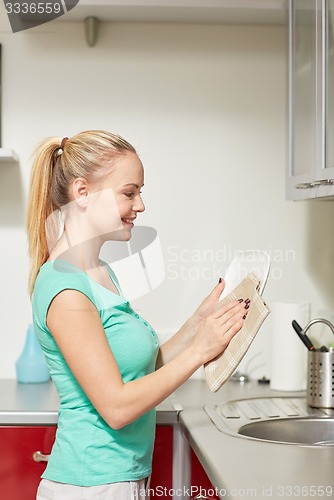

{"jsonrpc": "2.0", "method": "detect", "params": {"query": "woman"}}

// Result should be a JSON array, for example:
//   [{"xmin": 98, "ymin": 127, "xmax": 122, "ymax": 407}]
[{"xmin": 26, "ymin": 130, "xmax": 249, "ymax": 500}]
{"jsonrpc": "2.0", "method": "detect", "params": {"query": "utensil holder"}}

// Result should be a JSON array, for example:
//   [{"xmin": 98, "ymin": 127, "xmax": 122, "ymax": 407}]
[{"xmin": 307, "ymin": 350, "xmax": 334, "ymax": 409}]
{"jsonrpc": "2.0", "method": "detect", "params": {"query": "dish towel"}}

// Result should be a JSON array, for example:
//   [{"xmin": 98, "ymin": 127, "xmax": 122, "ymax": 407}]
[{"xmin": 204, "ymin": 272, "xmax": 270, "ymax": 392}]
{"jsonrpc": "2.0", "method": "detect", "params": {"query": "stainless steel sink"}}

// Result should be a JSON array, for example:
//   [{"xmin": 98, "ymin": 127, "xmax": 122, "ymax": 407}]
[
  {"xmin": 204, "ymin": 397, "xmax": 334, "ymax": 447},
  {"xmin": 238, "ymin": 417, "xmax": 334, "ymax": 445}
]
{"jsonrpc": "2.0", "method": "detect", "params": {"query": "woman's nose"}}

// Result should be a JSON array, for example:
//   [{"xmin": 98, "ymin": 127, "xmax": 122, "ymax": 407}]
[{"xmin": 133, "ymin": 195, "xmax": 145, "ymax": 213}]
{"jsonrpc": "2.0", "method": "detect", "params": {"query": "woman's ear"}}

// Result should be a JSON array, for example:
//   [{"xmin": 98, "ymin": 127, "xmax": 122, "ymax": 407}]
[{"xmin": 72, "ymin": 178, "xmax": 89, "ymax": 208}]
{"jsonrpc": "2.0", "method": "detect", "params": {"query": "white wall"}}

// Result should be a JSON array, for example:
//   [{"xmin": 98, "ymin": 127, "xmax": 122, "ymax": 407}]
[{"xmin": 1, "ymin": 14, "xmax": 334, "ymax": 380}]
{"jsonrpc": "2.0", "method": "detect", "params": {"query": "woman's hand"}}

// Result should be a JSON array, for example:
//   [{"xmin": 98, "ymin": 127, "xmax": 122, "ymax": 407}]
[
  {"xmin": 193, "ymin": 278, "xmax": 226, "ymax": 323},
  {"xmin": 157, "ymin": 279, "xmax": 249, "ymax": 368},
  {"xmin": 191, "ymin": 298, "xmax": 247, "ymax": 365},
  {"xmin": 157, "ymin": 279, "xmax": 228, "ymax": 368}
]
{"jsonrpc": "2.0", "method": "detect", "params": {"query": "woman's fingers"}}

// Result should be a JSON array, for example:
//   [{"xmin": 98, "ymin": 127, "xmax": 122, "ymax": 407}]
[
  {"xmin": 193, "ymin": 297, "xmax": 252, "ymax": 364},
  {"xmin": 211, "ymin": 297, "xmax": 250, "ymax": 321},
  {"xmin": 222, "ymin": 300, "xmax": 249, "ymax": 326},
  {"xmin": 219, "ymin": 311, "xmax": 244, "ymax": 338},
  {"xmin": 215, "ymin": 299, "xmax": 249, "ymax": 346}
]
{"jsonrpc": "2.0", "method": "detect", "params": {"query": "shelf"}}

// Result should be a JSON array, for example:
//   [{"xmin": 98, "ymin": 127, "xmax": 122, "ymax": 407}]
[
  {"xmin": 60, "ymin": 0, "xmax": 288, "ymax": 25},
  {"xmin": 0, "ymin": 149, "xmax": 19, "ymax": 163}
]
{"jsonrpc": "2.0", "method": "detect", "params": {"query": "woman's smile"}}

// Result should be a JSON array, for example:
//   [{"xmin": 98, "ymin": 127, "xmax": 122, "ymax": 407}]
[{"xmin": 121, "ymin": 217, "xmax": 136, "ymax": 228}]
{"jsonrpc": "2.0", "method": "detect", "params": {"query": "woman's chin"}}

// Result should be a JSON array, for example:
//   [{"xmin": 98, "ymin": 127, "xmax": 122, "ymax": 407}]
[{"xmin": 105, "ymin": 228, "xmax": 132, "ymax": 242}]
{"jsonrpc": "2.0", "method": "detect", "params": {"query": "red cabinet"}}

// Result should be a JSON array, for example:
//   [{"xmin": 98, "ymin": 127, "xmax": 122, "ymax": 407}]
[
  {"xmin": 151, "ymin": 426, "xmax": 219, "ymax": 500},
  {"xmin": 0, "ymin": 426, "xmax": 56, "ymax": 500},
  {"xmin": 191, "ymin": 449, "xmax": 219, "ymax": 500},
  {"xmin": 151, "ymin": 425, "xmax": 174, "ymax": 499},
  {"xmin": 0, "ymin": 424, "xmax": 218, "ymax": 500},
  {"xmin": 0, "ymin": 425, "xmax": 174, "ymax": 500}
]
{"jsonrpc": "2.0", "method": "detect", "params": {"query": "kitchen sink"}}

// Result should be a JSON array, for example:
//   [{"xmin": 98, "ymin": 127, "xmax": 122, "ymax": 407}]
[
  {"xmin": 204, "ymin": 397, "xmax": 334, "ymax": 447},
  {"xmin": 238, "ymin": 417, "xmax": 334, "ymax": 445}
]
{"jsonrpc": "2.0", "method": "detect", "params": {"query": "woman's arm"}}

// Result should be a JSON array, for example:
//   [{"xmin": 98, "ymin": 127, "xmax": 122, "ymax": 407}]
[
  {"xmin": 46, "ymin": 288, "xmax": 245, "ymax": 430},
  {"xmin": 157, "ymin": 279, "xmax": 241, "ymax": 367},
  {"xmin": 155, "ymin": 315, "xmax": 199, "ymax": 369}
]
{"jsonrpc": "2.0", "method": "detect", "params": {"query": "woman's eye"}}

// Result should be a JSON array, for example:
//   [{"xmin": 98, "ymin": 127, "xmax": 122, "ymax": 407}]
[{"xmin": 124, "ymin": 192, "xmax": 134, "ymax": 198}]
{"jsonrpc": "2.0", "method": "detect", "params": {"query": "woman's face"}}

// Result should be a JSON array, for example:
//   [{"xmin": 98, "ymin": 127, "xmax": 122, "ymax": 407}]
[{"xmin": 87, "ymin": 152, "xmax": 145, "ymax": 242}]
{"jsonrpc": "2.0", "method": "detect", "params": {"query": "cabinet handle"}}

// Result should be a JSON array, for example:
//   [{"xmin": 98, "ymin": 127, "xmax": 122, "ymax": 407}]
[
  {"xmin": 191, "ymin": 495, "xmax": 212, "ymax": 499},
  {"xmin": 32, "ymin": 451, "xmax": 50, "ymax": 463},
  {"xmin": 310, "ymin": 179, "xmax": 334, "ymax": 186},
  {"xmin": 295, "ymin": 182, "xmax": 313, "ymax": 189},
  {"xmin": 296, "ymin": 179, "xmax": 334, "ymax": 189}
]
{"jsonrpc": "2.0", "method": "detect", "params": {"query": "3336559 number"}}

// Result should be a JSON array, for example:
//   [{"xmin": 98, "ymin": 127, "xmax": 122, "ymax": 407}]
[
  {"xmin": 277, "ymin": 485, "xmax": 333, "ymax": 497},
  {"xmin": 5, "ymin": 2, "xmax": 62, "ymax": 15}
]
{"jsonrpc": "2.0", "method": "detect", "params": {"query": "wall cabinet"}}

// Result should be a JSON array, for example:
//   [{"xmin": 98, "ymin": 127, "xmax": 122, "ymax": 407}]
[
  {"xmin": 0, "ymin": 149, "xmax": 18, "ymax": 162},
  {"xmin": 287, "ymin": 0, "xmax": 334, "ymax": 200},
  {"xmin": 66, "ymin": 0, "xmax": 286, "ymax": 25}
]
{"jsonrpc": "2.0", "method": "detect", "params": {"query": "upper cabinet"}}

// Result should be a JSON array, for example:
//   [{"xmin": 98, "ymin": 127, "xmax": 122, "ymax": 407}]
[
  {"xmin": 0, "ymin": 149, "xmax": 18, "ymax": 163},
  {"xmin": 287, "ymin": 0, "xmax": 334, "ymax": 200},
  {"xmin": 327, "ymin": 0, "xmax": 334, "ymax": 168},
  {"xmin": 63, "ymin": 0, "xmax": 287, "ymax": 25}
]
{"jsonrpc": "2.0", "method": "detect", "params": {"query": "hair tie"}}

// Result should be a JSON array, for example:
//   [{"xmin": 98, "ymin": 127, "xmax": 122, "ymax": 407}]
[
  {"xmin": 60, "ymin": 137, "xmax": 68, "ymax": 149},
  {"xmin": 56, "ymin": 137, "xmax": 69, "ymax": 157}
]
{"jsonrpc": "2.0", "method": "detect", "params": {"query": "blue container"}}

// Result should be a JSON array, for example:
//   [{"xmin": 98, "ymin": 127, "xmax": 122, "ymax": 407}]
[{"xmin": 15, "ymin": 324, "xmax": 50, "ymax": 383}]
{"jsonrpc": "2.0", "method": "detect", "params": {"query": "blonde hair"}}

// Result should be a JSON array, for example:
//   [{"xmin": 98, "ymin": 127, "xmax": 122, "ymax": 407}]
[{"xmin": 26, "ymin": 130, "xmax": 136, "ymax": 297}]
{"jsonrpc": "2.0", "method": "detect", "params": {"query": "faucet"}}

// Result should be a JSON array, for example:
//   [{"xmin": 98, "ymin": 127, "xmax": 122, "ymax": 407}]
[{"xmin": 303, "ymin": 318, "xmax": 334, "ymax": 336}]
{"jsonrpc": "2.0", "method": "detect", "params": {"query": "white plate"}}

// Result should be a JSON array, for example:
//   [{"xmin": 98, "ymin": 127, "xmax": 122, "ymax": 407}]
[{"xmin": 219, "ymin": 250, "xmax": 270, "ymax": 300}]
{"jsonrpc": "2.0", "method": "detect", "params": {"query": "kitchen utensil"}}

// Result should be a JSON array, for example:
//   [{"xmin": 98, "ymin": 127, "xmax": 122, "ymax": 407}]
[
  {"xmin": 292, "ymin": 319, "xmax": 316, "ymax": 351},
  {"xmin": 305, "ymin": 318, "xmax": 334, "ymax": 408},
  {"xmin": 219, "ymin": 250, "xmax": 270, "ymax": 300}
]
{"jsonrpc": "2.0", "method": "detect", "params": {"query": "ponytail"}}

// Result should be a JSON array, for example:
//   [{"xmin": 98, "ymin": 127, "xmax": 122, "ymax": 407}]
[
  {"xmin": 26, "ymin": 130, "xmax": 136, "ymax": 297},
  {"xmin": 26, "ymin": 138, "xmax": 62, "ymax": 297}
]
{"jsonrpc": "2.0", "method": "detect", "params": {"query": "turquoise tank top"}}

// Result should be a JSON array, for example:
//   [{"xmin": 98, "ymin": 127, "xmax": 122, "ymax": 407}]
[{"xmin": 32, "ymin": 259, "xmax": 159, "ymax": 486}]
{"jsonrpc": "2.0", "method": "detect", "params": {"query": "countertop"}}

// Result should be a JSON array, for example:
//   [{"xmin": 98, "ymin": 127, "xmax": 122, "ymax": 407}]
[
  {"xmin": 174, "ymin": 379, "xmax": 334, "ymax": 500},
  {"xmin": 1, "ymin": 378, "xmax": 334, "ymax": 499},
  {"xmin": 0, "ymin": 379, "xmax": 180, "ymax": 425}
]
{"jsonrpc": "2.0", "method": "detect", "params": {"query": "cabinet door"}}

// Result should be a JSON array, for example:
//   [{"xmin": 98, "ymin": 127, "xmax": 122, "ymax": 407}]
[
  {"xmin": 291, "ymin": 0, "xmax": 319, "ymax": 179},
  {"xmin": 326, "ymin": 0, "xmax": 334, "ymax": 167},
  {"xmin": 0, "ymin": 426, "xmax": 56, "ymax": 500},
  {"xmin": 191, "ymin": 449, "xmax": 219, "ymax": 500},
  {"xmin": 0, "ymin": 425, "xmax": 172, "ymax": 500},
  {"xmin": 287, "ymin": 0, "xmax": 320, "ymax": 199},
  {"xmin": 151, "ymin": 425, "xmax": 173, "ymax": 499},
  {"xmin": 288, "ymin": 0, "xmax": 334, "ymax": 199}
]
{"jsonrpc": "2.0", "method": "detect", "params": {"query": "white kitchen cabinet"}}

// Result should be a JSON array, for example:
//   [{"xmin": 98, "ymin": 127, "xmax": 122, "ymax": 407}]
[
  {"xmin": 63, "ymin": 0, "xmax": 286, "ymax": 25},
  {"xmin": 287, "ymin": 0, "xmax": 334, "ymax": 200},
  {"xmin": 327, "ymin": 0, "xmax": 334, "ymax": 167},
  {"xmin": 0, "ymin": 149, "xmax": 18, "ymax": 163}
]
